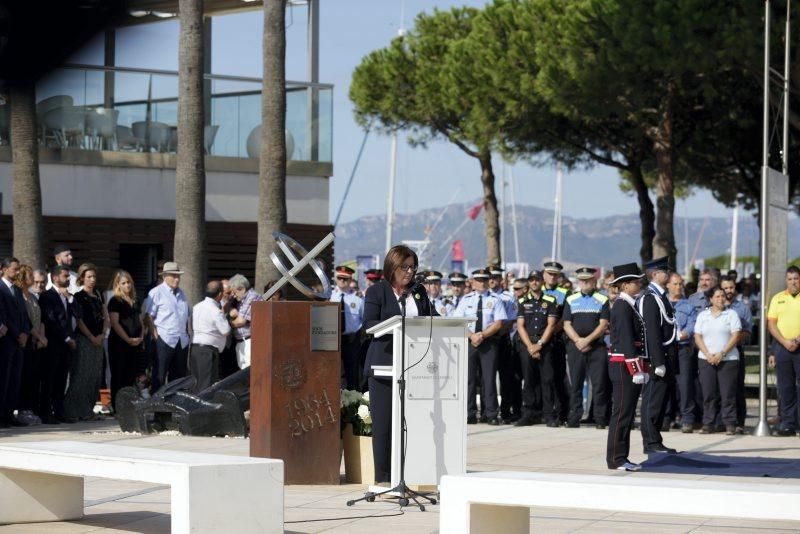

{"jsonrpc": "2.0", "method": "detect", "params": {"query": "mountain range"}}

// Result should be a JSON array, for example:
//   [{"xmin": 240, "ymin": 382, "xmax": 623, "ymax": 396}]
[{"xmin": 334, "ymin": 201, "xmax": 800, "ymax": 272}]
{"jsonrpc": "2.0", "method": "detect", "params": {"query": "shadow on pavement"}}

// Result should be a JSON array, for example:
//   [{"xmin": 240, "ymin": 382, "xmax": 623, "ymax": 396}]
[{"xmin": 642, "ymin": 451, "xmax": 800, "ymax": 478}]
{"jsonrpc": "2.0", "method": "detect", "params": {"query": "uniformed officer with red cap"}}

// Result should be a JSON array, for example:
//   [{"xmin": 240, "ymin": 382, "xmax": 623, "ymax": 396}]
[{"xmin": 330, "ymin": 265, "xmax": 365, "ymax": 390}]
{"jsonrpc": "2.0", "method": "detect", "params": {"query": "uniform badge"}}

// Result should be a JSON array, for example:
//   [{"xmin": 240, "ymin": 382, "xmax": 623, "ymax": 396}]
[
  {"xmin": 487, "ymin": 300, "xmax": 494, "ymax": 309},
  {"xmin": 350, "ymin": 302, "xmax": 356, "ymax": 309},
  {"xmin": 414, "ymin": 294, "xmax": 420, "ymax": 300},
  {"xmin": 541, "ymin": 302, "xmax": 548, "ymax": 309}
]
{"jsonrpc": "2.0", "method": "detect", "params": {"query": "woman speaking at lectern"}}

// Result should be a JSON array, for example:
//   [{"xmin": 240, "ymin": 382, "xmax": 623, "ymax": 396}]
[{"xmin": 363, "ymin": 245, "xmax": 436, "ymax": 484}]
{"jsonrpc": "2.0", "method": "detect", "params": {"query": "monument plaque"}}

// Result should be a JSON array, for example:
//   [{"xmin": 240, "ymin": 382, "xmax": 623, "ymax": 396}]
[{"xmin": 310, "ymin": 305, "xmax": 339, "ymax": 351}]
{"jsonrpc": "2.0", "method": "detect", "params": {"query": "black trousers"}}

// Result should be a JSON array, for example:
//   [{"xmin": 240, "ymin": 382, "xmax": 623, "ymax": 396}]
[
  {"xmin": 499, "ymin": 335, "xmax": 521, "ymax": 418},
  {"xmin": 190, "ymin": 344, "xmax": 219, "ymax": 393},
  {"xmin": 0, "ymin": 339, "xmax": 23, "ymax": 418},
  {"xmin": 368, "ymin": 376, "xmax": 392, "ymax": 483},
  {"xmin": 735, "ymin": 344, "xmax": 747, "ymax": 426},
  {"xmin": 776, "ymin": 345, "xmax": 800, "ymax": 430},
  {"xmin": 607, "ymin": 360, "xmax": 642, "ymax": 469},
  {"xmin": 675, "ymin": 344, "xmax": 698, "ymax": 425},
  {"xmin": 519, "ymin": 341, "xmax": 544, "ymax": 418},
  {"xmin": 341, "ymin": 334, "xmax": 362, "ymax": 391},
  {"xmin": 541, "ymin": 338, "xmax": 569, "ymax": 423},
  {"xmin": 468, "ymin": 339, "xmax": 499, "ymax": 420},
  {"xmin": 18, "ymin": 343, "xmax": 42, "ymax": 413},
  {"xmin": 39, "ymin": 342, "xmax": 72, "ymax": 419},
  {"xmin": 218, "ymin": 341, "xmax": 238, "ymax": 380},
  {"xmin": 566, "ymin": 342, "xmax": 610, "ymax": 426},
  {"xmin": 699, "ymin": 358, "xmax": 738, "ymax": 426},
  {"xmin": 640, "ymin": 373, "xmax": 671, "ymax": 450},
  {"xmin": 151, "ymin": 338, "xmax": 188, "ymax": 393}
]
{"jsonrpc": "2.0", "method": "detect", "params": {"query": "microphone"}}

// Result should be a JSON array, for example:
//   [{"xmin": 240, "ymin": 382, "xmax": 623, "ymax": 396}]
[{"xmin": 402, "ymin": 275, "xmax": 425, "ymax": 299}]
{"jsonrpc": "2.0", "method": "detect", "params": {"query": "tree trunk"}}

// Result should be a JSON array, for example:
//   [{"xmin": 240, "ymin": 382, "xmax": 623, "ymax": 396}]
[
  {"xmin": 255, "ymin": 0, "xmax": 287, "ymax": 292},
  {"xmin": 651, "ymin": 86, "xmax": 678, "ymax": 264},
  {"xmin": 9, "ymin": 82, "xmax": 45, "ymax": 269},
  {"xmin": 628, "ymin": 163, "xmax": 655, "ymax": 264},
  {"xmin": 478, "ymin": 152, "xmax": 501, "ymax": 265},
  {"xmin": 174, "ymin": 0, "xmax": 206, "ymax": 305}
]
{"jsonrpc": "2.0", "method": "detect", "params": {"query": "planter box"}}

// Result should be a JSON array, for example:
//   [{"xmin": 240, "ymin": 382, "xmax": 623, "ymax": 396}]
[{"xmin": 342, "ymin": 423, "xmax": 374, "ymax": 484}]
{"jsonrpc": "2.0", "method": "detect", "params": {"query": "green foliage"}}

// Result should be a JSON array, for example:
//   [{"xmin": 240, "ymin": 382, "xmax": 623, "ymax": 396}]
[{"xmin": 703, "ymin": 254, "xmax": 760, "ymax": 270}]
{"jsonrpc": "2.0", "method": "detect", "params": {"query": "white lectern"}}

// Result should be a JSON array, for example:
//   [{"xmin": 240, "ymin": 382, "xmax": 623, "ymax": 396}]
[{"xmin": 367, "ymin": 315, "xmax": 475, "ymax": 492}]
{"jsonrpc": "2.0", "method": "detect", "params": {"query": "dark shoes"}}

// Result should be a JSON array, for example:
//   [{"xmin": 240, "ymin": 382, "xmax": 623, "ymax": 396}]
[
  {"xmin": 681, "ymin": 424, "xmax": 693, "ymax": 434},
  {"xmin": 467, "ymin": 416, "xmax": 478, "ymax": 425},
  {"xmin": 595, "ymin": 424, "xmax": 607, "ymax": 430},
  {"xmin": 773, "ymin": 427, "xmax": 795, "ymax": 437},
  {"xmin": 486, "ymin": 417, "xmax": 501, "ymax": 426},
  {"xmin": 643, "ymin": 444, "xmax": 677, "ymax": 454},
  {"xmin": 514, "ymin": 415, "xmax": 537, "ymax": 427},
  {"xmin": 565, "ymin": 421, "xmax": 580, "ymax": 428},
  {"xmin": 725, "ymin": 425, "xmax": 736, "ymax": 436},
  {"xmin": 699, "ymin": 425, "xmax": 714, "ymax": 434},
  {"xmin": 41, "ymin": 416, "xmax": 60, "ymax": 425}
]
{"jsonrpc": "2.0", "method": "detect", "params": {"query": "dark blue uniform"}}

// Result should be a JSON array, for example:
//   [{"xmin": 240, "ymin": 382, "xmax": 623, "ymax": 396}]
[{"xmin": 516, "ymin": 292, "xmax": 559, "ymax": 422}]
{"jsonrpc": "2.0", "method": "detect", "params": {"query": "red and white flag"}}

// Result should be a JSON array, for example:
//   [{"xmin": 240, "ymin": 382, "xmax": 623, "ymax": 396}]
[
  {"xmin": 467, "ymin": 201, "xmax": 483, "ymax": 220},
  {"xmin": 452, "ymin": 240, "xmax": 465, "ymax": 261}
]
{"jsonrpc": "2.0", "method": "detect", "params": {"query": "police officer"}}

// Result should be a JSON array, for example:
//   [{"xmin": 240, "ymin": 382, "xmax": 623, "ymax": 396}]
[
  {"xmin": 515, "ymin": 272, "xmax": 559, "ymax": 426},
  {"xmin": 489, "ymin": 265, "xmax": 520, "ymax": 423},
  {"xmin": 638, "ymin": 257, "xmax": 679, "ymax": 454},
  {"xmin": 423, "ymin": 270, "xmax": 451, "ymax": 316},
  {"xmin": 330, "ymin": 265, "xmax": 365, "ymax": 390},
  {"xmin": 454, "ymin": 268, "xmax": 508, "ymax": 425},
  {"xmin": 364, "ymin": 269, "xmax": 382, "ymax": 291},
  {"xmin": 541, "ymin": 261, "xmax": 570, "ymax": 426},
  {"xmin": 447, "ymin": 272, "xmax": 468, "ymax": 312},
  {"xmin": 563, "ymin": 267, "xmax": 611, "ymax": 429},
  {"xmin": 607, "ymin": 263, "xmax": 647, "ymax": 471}
]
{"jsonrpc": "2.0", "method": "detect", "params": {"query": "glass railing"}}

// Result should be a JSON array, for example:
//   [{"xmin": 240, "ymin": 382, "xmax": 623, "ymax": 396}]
[{"xmin": 0, "ymin": 64, "xmax": 333, "ymax": 163}]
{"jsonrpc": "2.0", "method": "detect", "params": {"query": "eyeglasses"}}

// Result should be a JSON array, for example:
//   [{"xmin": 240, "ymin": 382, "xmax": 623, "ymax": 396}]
[
  {"xmin": 513, "ymin": 287, "xmax": 526, "ymax": 291},
  {"xmin": 398, "ymin": 264, "xmax": 417, "ymax": 273},
  {"xmin": 335, "ymin": 276, "xmax": 350, "ymax": 281}
]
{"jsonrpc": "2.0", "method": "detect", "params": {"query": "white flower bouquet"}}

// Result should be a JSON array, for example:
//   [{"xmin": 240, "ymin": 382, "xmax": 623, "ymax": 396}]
[{"xmin": 341, "ymin": 389, "xmax": 372, "ymax": 436}]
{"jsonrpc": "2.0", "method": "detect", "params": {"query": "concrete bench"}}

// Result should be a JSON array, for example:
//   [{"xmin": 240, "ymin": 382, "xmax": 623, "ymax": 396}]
[
  {"xmin": 439, "ymin": 471, "xmax": 800, "ymax": 533},
  {"xmin": 0, "ymin": 441, "xmax": 283, "ymax": 534}
]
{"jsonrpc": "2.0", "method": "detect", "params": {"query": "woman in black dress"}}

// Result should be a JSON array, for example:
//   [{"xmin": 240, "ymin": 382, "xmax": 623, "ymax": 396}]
[
  {"xmin": 107, "ymin": 270, "xmax": 144, "ymax": 410},
  {"xmin": 64, "ymin": 264, "xmax": 108, "ymax": 421},
  {"xmin": 363, "ymin": 245, "xmax": 435, "ymax": 485}
]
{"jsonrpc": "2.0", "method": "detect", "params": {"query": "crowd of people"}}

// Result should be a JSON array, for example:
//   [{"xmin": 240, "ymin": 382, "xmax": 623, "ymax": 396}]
[
  {"xmin": 0, "ymin": 245, "xmax": 283, "ymax": 428},
  {"xmin": 332, "ymin": 252, "xmax": 800, "ymax": 473}
]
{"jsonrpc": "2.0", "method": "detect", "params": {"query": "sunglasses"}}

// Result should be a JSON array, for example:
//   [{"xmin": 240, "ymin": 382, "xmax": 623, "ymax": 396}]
[
  {"xmin": 335, "ymin": 276, "xmax": 350, "ymax": 281},
  {"xmin": 513, "ymin": 287, "xmax": 526, "ymax": 291}
]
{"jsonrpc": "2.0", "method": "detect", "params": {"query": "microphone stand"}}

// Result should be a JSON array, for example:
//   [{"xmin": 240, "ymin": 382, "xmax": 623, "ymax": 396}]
[{"xmin": 347, "ymin": 287, "xmax": 437, "ymax": 511}]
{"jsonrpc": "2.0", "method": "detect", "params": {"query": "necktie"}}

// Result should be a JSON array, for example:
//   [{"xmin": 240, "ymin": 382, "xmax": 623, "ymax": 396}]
[
  {"xmin": 476, "ymin": 295, "xmax": 483, "ymax": 332},
  {"xmin": 340, "ymin": 296, "xmax": 346, "ymax": 334}
]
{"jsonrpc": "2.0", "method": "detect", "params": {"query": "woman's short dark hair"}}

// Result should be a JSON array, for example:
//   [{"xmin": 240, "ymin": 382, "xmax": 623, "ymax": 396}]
[
  {"xmin": 704, "ymin": 285, "xmax": 724, "ymax": 302},
  {"xmin": 383, "ymin": 245, "xmax": 418, "ymax": 284}
]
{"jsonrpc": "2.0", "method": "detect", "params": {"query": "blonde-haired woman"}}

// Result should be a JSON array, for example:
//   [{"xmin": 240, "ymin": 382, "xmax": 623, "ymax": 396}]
[
  {"xmin": 64, "ymin": 263, "xmax": 109, "ymax": 421},
  {"xmin": 107, "ymin": 271, "xmax": 144, "ymax": 410}
]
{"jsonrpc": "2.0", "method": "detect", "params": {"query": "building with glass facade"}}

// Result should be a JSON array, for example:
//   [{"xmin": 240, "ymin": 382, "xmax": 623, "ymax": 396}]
[{"xmin": 0, "ymin": 0, "xmax": 332, "ymax": 290}]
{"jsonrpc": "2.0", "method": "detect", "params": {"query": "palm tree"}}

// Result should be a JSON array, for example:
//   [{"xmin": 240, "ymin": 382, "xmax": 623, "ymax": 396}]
[
  {"xmin": 255, "ymin": 0, "xmax": 287, "ymax": 291},
  {"xmin": 174, "ymin": 0, "xmax": 207, "ymax": 304},
  {"xmin": 9, "ymin": 82, "xmax": 45, "ymax": 269}
]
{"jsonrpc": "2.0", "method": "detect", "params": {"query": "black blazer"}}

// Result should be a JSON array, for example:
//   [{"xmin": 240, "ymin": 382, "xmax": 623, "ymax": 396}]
[
  {"xmin": 362, "ymin": 280, "xmax": 437, "ymax": 377},
  {"xmin": 39, "ymin": 288, "xmax": 77, "ymax": 344},
  {"xmin": 0, "ymin": 280, "xmax": 31, "ymax": 339}
]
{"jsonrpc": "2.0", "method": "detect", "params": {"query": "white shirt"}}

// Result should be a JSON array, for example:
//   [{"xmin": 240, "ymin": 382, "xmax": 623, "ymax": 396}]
[
  {"xmin": 695, "ymin": 308, "xmax": 742, "ymax": 361},
  {"xmin": 392, "ymin": 289, "xmax": 419, "ymax": 318},
  {"xmin": 191, "ymin": 297, "xmax": 231, "ymax": 352}
]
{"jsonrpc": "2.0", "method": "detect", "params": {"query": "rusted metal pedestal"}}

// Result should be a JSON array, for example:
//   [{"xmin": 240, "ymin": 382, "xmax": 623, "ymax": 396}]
[{"xmin": 249, "ymin": 301, "xmax": 341, "ymax": 485}]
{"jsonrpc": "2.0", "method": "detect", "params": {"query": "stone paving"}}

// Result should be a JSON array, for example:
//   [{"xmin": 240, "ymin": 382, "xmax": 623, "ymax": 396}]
[{"xmin": 0, "ymin": 408, "xmax": 799, "ymax": 533}]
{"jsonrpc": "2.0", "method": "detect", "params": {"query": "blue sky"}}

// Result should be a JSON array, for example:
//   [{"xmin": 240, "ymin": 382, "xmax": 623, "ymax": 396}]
[{"xmin": 71, "ymin": 0, "xmax": 744, "ymax": 226}]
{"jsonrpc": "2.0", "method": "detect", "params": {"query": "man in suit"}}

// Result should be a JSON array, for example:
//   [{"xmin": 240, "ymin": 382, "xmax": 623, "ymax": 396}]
[
  {"xmin": 38, "ymin": 264, "xmax": 78, "ymax": 424},
  {"xmin": 638, "ymin": 257, "xmax": 679, "ymax": 454},
  {"xmin": 0, "ymin": 258, "xmax": 31, "ymax": 426}
]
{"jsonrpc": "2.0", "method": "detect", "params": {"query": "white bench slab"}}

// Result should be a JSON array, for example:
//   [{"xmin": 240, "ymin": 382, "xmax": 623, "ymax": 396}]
[
  {"xmin": 440, "ymin": 471, "xmax": 800, "ymax": 533},
  {"xmin": 0, "ymin": 441, "xmax": 283, "ymax": 534}
]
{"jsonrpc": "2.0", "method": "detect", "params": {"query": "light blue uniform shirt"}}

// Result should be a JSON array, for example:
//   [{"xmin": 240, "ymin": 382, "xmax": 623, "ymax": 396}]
[
  {"xmin": 454, "ymin": 290, "xmax": 508, "ymax": 333},
  {"xmin": 729, "ymin": 298, "xmax": 753, "ymax": 336},
  {"xmin": 146, "ymin": 282, "xmax": 190, "ymax": 349},
  {"xmin": 670, "ymin": 297, "xmax": 697, "ymax": 345},
  {"xmin": 330, "ymin": 288, "xmax": 364, "ymax": 334}
]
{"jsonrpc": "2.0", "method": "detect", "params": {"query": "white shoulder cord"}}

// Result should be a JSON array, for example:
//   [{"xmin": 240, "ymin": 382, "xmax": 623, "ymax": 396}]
[
  {"xmin": 619, "ymin": 293, "xmax": 649, "ymax": 360},
  {"xmin": 637, "ymin": 290, "xmax": 677, "ymax": 346}
]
